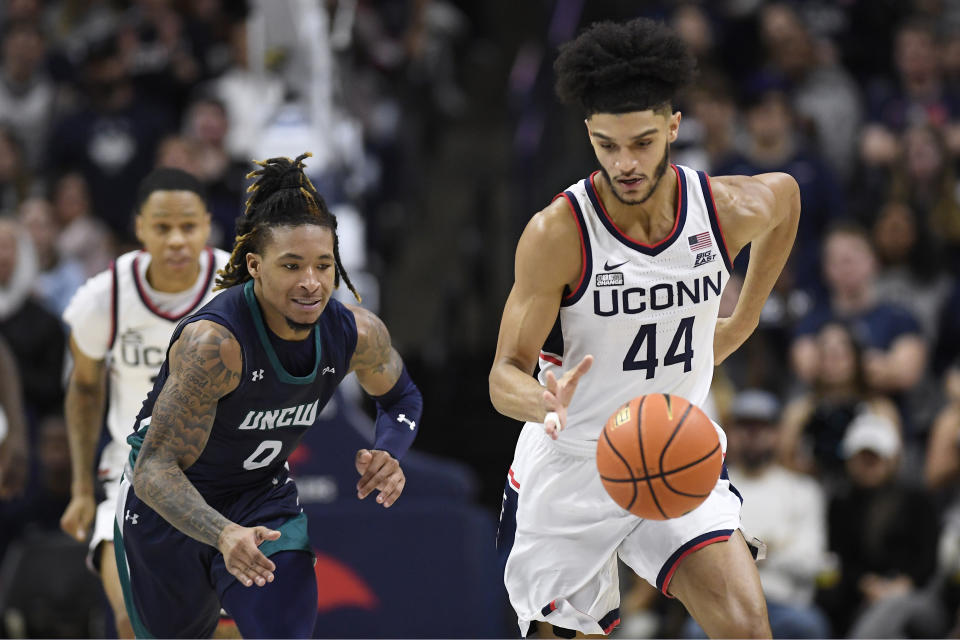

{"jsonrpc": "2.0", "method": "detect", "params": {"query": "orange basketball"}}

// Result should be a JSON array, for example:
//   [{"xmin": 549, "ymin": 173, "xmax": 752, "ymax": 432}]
[{"xmin": 596, "ymin": 394, "xmax": 722, "ymax": 520}]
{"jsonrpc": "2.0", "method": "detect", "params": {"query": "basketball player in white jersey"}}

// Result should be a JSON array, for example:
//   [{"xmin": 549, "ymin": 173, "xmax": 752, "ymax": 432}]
[
  {"xmin": 490, "ymin": 18, "xmax": 800, "ymax": 639},
  {"xmin": 60, "ymin": 168, "xmax": 230, "ymax": 638}
]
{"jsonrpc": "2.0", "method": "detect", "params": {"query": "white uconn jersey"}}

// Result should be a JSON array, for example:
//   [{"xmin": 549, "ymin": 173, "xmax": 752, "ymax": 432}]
[
  {"xmin": 538, "ymin": 165, "xmax": 732, "ymax": 454},
  {"xmin": 105, "ymin": 248, "xmax": 229, "ymax": 444}
]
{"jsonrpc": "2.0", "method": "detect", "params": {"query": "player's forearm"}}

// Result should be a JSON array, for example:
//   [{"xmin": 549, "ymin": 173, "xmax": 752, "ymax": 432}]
[
  {"xmin": 65, "ymin": 378, "xmax": 106, "ymax": 493},
  {"xmin": 132, "ymin": 456, "xmax": 232, "ymax": 548},
  {"xmin": 489, "ymin": 359, "xmax": 548, "ymax": 424}
]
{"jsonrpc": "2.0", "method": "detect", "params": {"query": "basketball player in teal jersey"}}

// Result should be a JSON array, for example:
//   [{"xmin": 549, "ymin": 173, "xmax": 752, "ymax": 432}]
[
  {"xmin": 490, "ymin": 18, "xmax": 800, "ymax": 639},
  {"xmin": 114, "ymin": 154, "xmax": 422, "ymax": 638}
]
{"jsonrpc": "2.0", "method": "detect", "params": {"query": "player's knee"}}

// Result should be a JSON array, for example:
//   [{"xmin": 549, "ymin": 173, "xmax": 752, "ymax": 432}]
[{"xmin": 723, "ymin": 596, "xmax": 771, "ymax": 639}]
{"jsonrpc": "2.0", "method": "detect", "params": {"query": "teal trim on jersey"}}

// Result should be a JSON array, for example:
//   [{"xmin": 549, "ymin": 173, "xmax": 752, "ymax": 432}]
[
  {"xmin": 243, "ymin": 280, "xmax": 321, "ymax": 384},
  {"xmin": 114, "ymin": 519, "xmax": 156, "ymax": 639},
  {"xmin": 258, "ymin": 511, "xmax": 312, "ymax": 557},
  {"xmin": 126, "ymin": 423, "xmax": 148, "ymax": 469}
]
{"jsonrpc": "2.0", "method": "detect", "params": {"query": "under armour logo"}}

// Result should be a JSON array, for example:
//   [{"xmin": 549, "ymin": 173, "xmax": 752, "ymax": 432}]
[
  {"xmin": 125, "ymin": 510, "xmax": 139, "ymax": 525},
  {"xmin": 398, "ymin": 414, "xmax": 416, "ymax": 431},
  {"xmin": 251, "ymin": 369, "xmax": 264, "ymax": 382}
]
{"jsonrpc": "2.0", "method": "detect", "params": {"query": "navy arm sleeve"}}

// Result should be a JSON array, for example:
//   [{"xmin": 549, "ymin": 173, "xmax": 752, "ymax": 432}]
[{"xmin": 371, "ymin": 365, "xmax": 422, "ymax": 459}]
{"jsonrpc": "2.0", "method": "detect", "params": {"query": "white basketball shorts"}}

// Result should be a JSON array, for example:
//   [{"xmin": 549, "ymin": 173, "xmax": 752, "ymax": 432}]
[{"xmin": 499, "ymin": 421, "xmax": 743, "ymax": 637}]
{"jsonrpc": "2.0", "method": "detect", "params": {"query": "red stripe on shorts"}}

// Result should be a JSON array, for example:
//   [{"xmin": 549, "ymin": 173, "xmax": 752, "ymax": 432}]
[
  {"xmin": 539, "ymin": 352, "xmax": 562, "ymax": 366},
  {"xmin": 660, "ymin": 533, "xmax": 732, "ymax": 596}
]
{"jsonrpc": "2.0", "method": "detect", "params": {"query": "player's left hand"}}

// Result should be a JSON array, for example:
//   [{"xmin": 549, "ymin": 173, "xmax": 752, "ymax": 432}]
[
  {"xmin": 355, "ymin": 449, "xmax": 405, "ymax": 508},
  {"xmin": 542, "ymin": 354, "xmax": 594, "ymax": 439}
]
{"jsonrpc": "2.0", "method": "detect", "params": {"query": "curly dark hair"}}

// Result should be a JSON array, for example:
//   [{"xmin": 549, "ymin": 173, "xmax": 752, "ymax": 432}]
[
  {"xmin": 215, "ymin": 152, "xmax": 360, "ymax": 301},
  {"xmin": 554, "ymin": 17, "xmax": 697, "ymax": 116}
]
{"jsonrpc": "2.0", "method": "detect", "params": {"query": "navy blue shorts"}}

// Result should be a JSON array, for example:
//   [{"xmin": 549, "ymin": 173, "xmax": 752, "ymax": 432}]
[{"xmin": 114, "ymin": 474, "xmax": 313, "ymax": 639}]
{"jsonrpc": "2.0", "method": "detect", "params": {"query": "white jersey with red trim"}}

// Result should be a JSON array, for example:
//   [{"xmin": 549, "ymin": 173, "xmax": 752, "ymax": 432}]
[
  {"xmin": 65, "ymin": 247, "xmax": 230, "ymax": 447},
  {"xmin": 537, "ymin": 165, "xmax": 732, "ymax": 455}
]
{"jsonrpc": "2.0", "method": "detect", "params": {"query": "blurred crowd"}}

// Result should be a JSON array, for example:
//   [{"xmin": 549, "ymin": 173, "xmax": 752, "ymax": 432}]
[{"xmin": 2, "ymin": 0, "xmax": 960, "ymax": 639}]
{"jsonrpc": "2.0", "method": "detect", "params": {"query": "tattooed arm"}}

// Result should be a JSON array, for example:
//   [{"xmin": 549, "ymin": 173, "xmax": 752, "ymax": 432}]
[
  {"xmin": 346, "ymin": 305, "xmax": 419, "ymax": 507},
  {"xmin": 132, "ymin": 320, "xmax": 279, "ymax": 588},
  {"xmin": 347, "ymin": 305, "xmax": 403, "ymax": 394}
]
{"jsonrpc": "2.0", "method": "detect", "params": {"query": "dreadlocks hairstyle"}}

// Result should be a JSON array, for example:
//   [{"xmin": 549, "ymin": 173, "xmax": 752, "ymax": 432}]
[
  {"xmin": 554, "ymin": 17, "xmax": 697, "ymax": 116},
  {"xmin": 215, "ymin": 153, "xmax": 360, "ymax": 301}
]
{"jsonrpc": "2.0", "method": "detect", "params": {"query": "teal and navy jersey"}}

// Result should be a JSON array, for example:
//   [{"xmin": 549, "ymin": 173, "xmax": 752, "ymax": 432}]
[{"xmin": 128, "ymin": 280, "xmax": 358, "ymax": 502}]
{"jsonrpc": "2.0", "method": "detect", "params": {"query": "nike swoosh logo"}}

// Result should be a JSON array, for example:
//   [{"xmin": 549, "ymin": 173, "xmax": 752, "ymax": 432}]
[{"xmin": 603, "ymin": 259, "xmax": 629, "ymax": 271}]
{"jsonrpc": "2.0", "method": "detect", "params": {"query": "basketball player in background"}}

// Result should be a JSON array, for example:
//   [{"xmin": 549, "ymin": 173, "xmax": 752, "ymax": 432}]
[
  {"xmin": 489, "ymin": 18, "xmax": 800, "ymax": 638},
  {"xmin": 59, "ymin": 167, "xmax": 230, "ymax": 638},
  {"xmin": 113, "ymin": 154, "xmax": 420, "ymax": 638}
]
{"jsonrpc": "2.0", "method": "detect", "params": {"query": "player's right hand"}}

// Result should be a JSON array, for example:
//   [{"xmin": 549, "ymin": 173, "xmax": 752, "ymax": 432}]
[
  {"xmin": 217, "ymin": 523, "xmax": 281, "ymax": 587},
  {"xmin": 542, "ymin": 354, "xmax": 594, "ymax": 439},
  {"xmin": 60, "ymin": 493, "xmax": 97, "ymax": 542}
]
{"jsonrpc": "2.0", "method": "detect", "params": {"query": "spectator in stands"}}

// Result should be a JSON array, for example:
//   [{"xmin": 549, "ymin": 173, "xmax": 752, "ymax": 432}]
[
  {"xmin": 181, "ymin": 94, "xmax": 245, "ymax": 245},
  {"xmin": 51, "ymin": 171, "xmax": 113, "ymax": 276},
  {"xmin": 116, "ymin": 0, "xmax": 201, "ymax": 122},
  {"xmin": 0, "ymin": 19, "xmax": 55, "ymax": 170},
  {"xmin": 672, "ymin": 75, "xmax": 738, "ymax": 174},
  {"xmin": 818, "ymin": 411, "xmax": 944, "ymax": 638},
  {"xmin": 757, "ymin": 3, "xmax": 863, "ymax": 183},
  {"xmin": 871, "ymin": 17, "xmax": 960, "ymax": 134},
  {"xmin": 860, "ymin": 17, "xmax": 960, "ymax": 173},
  {"xmin": 714, "ymin": 84, "xmax": 845, "ymax": 297},
  {"xmin": 0, "ymin": 413, "xmax": 73, "ymax": 568},
  {"xmin": 871, "ymin": 198, "xmax": 952, "ymax": 341},
  {"xmin": 207, "ymin": 16, "xmax": 283, "ymax": 162},
  {"xmin": 46, "ymin": 34, "xmax": 171, "ymax": 240},
  {"xmin": 29, "ymin": 412, "xmax": 71, "ymax": 522},
  {"xmin": 780, "ymin": 320, "xmax": 902, "ymax": 489},
  {"xmin": 18, "ymin": 197, "xmax": 84, "ymax": 317},
  {"xmin": 685, "ymin": 389, "xmax": 832, "ymax": 639},
  {"xmin": 0, "ymin": 217, "xmax": 65, "ymax": 415},
  {"xmin": 669, "ymin": 4, "xmax": 721, "ymax": 79},
  {"xmin": 0, "ymin": 125, "xmax": 34, "ymax": 214},
  {"xmin": 790, "ymin": 222, "xmax": 927, "ymax": 398},
  {"xmin": 888, "ymin": 124, "xmax": 960, "ymax": 270},
  {"xmin": 155, "ymin": 133, "xmax": 196, "ymax": 171},
  {"xmin": 44, "ymin": 0, "xmax": 120, "ymax": 71}
]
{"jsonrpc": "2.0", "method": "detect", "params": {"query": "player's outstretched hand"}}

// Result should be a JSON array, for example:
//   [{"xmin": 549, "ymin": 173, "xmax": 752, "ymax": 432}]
[
  {"xmin": 542, "ymin": 354, "xmax": 594, "ymax": 440},
  {"xmin": 60, "ymin": 493, "xmax": 96, "ymax": 542},
  {"xmin": 218, "ymin": 523, "xmax": 280, "ymax": 587},
  {"xmin": 355, "ymin": 449, "xmax": 405, "ymax": 508}
]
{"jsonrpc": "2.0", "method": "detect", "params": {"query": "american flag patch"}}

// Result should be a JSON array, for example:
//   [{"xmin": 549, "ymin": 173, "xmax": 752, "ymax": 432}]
[{"xmin": 688, "ymin": 232, "xmax": 712, "ymax": 251}]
